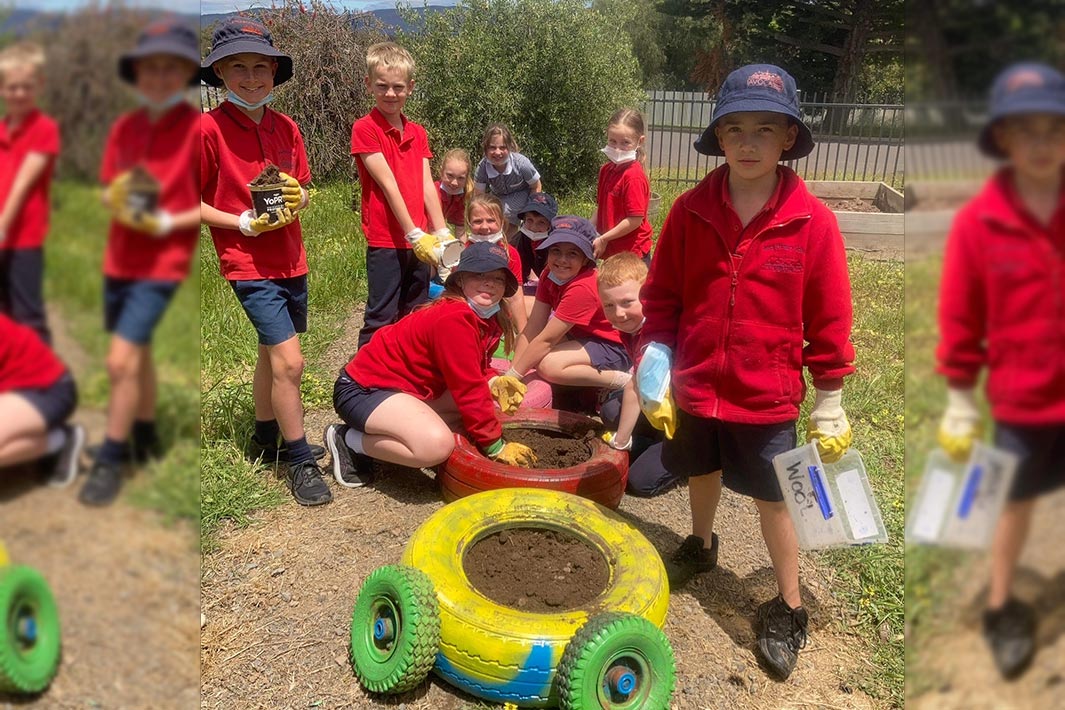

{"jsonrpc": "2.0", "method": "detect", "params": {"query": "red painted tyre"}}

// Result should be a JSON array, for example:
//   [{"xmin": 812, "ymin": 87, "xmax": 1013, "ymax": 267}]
[{"xmin": 439, "ymin": 408, "xmax": 629, "ymax": 509}]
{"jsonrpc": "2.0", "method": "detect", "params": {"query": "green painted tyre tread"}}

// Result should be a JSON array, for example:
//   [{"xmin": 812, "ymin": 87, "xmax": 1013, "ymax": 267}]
[
  {"xmin": 0, "ymin": 565, "xmax": 61, "ymax": 695},
  {"xmin": 557, "ymin": 612, "xmax": 675, "ymax": 710},
  {"xmin": 350, "ymin": 565, "xmax": 440, "ymax": 694}
]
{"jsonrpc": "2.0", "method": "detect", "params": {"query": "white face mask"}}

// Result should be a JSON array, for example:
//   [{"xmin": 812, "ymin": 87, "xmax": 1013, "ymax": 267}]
[
  {"xmin": 228, "ymin": 90, "xmax": 274, "ymax": 111},
  {"xmin": 469, "ymin": 230, "xmax": 504, "ymax": 244},
  {"xmin": 520, "ymin": 225, "xmax": 550, "ymax": 241},
  {"xmin": 467, "ymin": 298, "xmax": 500, "ymax": 319},
  {"xmin": 440, "ymin": 182, "xmax": 465, "ymax": 196},
  {"xmin": 137, "ymin": 90, "xmax": 187, "ymax": 113},
  {"xmin": 601, "ymin": 145, "xmax": 638, "ymax": 164}
]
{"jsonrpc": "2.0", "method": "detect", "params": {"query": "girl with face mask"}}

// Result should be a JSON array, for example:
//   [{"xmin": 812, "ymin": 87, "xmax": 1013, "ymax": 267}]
[
  {"xmin": 591, "ymin": 108, "xmax": 654, "ymax": 263},
  {"xmin": 465, "ymin": 193, "xmax": 529, "ymax": 332},
  {"xmin": 437, "ymin": 149, "xmax": 472, "ymax": 241}
]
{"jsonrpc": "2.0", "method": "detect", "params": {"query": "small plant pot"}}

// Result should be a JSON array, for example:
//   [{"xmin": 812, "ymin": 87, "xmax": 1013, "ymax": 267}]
[
  {"xmin": 647, "ymin": 192, "xmax": 662, "ymax": 219},
  {"xmin": 248, "ymin": 183, "xmax": 287, "ymax": 223},
  {"xmin": 125, "ymin": 187, "xmax": 159, "ymax": 218},
  {"xmin": 434, "ymin": 239, "xmax": 464, "ymax": 269}
]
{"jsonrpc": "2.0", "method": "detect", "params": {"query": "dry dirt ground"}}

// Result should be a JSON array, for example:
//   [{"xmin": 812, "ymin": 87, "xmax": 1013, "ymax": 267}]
[
  {"xmin": 201, "ymin": 309, "xmax": 891, "ymax": 710},
  {"xmin": 907, "ymin": 488, "xmax": 1065, "ymax": 710},
  {"xmin": 0, "ymin": 314, "xmax": 200, "ymax": 710}
]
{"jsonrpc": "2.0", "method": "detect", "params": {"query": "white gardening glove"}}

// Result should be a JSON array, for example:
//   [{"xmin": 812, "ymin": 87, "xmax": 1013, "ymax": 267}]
[
  {"xmin": 601, "ymin": 432, "xmax": 632, "ymax": 451},
  {"xmin": 806, "ymin": 388, "xmax": 852, "ymax": 463},
  {"xmin": 938, "ymin": 387, "xmax": 982, "ymax": 462}
]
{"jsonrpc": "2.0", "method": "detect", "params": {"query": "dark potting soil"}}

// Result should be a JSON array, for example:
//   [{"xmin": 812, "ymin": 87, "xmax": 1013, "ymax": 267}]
[
  {"xmin": 127, "ymin": 164, "xmax": 158, "ymax": 191},
  {"xmin": 463, "ymin": 527, "xmax": 610, "ymax": 612},
  {"xmin": 823, "ymin": 197, "xmax": 882, "ymax": 213},
  {"xmin": 250, "ymin": 163, "xmax": 282, "ymax": 187},
  {"xmin": 504, "ymin": 427, "xmax": 597, "ymax": 469}
]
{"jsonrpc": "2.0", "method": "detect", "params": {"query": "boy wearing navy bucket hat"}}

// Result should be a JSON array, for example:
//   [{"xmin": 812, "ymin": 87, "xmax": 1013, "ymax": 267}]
[
  {"xmin": 639, "ymin": 64, "xmax": 855, "ymax": 679},
  {"xmin": 79, "ymin": 20, "xmax": 203, "ymax": 506},
  {"xmin": 936, "ymin": 62, "xmax": 1065, "ymax": 679},
  {"xmin": 200, "ymin": 18, "xmax": 331, "ymax": 507}
]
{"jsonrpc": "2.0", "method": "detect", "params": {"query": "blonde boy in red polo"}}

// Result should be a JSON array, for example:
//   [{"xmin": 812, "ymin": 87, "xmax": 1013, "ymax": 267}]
[
  {"xmin": 200, "ymin": 19, "xmax": 331, "ymax": 507},
  {"xmin": 351, "ymin": 42, "xmax": 450, "ymax": 349},
  {"xmin": 0, "ymin": 41, "xmax": 60, "ymax": 344}
]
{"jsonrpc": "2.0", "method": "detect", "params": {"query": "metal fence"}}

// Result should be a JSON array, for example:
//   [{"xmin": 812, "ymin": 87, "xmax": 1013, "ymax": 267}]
[
  {"xmin": 905, "ymin": 99, "xmax": 997, "ymax": 181},
  {"xmin": 641, "ymin": 90, "xmax": 904, "ymax": 187}
]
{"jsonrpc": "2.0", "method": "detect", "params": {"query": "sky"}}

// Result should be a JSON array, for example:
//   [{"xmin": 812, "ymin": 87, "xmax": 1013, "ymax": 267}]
[{"xmin": 9, "ymin": 0, "xmax": 457, "ymax": 12}]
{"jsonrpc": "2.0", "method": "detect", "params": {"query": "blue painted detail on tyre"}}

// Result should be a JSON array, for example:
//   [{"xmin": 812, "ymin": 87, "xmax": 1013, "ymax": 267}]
[{"xmin": 434, "ymin": 642, "xmax": 554, "ymax": 704}]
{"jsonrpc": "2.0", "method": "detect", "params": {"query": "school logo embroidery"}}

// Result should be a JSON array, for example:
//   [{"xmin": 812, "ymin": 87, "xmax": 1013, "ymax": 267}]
[
  {"xmin": 555, "ymin": 220, "xmax": 575, "ymax": 231},
  {"xmin": 488, "ymin": 244, "xmax": 508, "ymax": 261},
  {"xmin": 748, "ymin": 71, "xmax": 785, "ymax": 93},
  {"xmin": 238, "ymin": 22, "xmax": 265, "ymax": 36},
  {"xmin": 1005, "ymin": 69, "xmax": 1045, "ymax": 93}
]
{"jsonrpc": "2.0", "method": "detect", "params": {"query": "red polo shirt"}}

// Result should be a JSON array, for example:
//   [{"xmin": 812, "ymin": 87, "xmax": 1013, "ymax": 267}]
[
  {"xmin": 596, "ymin": 160, "xmax": 653, "ymax": 258},
  {"xmin": 438, "ymin": 181, "xmax": 466, "ymax": 228},
  {"xmin": 0, "ymin": 109, "xmax": 59, "ymax": 250},
  {"xmin": 0, "ymin": 313, "xmax": 66, "ymax": 392},
  {"xmin": 100, "ymin": 103, "xmax": 200, "ymax": 281},
  {"xmin": 535, "ymin": 265, "xmax": 623, "ymax": 344},
  {"xmin": 201, "ymin": 102, "xmax": 310, "ymax": 280},
  {"xmin": 351, "ymin": 108, "xmax": 432, "ymax": 249}
]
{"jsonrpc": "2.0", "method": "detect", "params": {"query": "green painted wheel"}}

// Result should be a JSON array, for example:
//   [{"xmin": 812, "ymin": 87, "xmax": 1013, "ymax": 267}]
[
  {"xmin": 350, "ymin": 565, "xmax": 440, "ymax": 694},
  {"xmin": 0, "ymin": 565, "xmax": 61, "ymax": 694},
  {"xmin": 557, "ymin": 612, "xmax": 675, "ymax": 710}
]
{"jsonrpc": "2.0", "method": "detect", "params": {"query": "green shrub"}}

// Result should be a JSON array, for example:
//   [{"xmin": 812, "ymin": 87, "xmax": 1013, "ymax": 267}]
[{"xmin": 396, "ymin": 0, "xmax": 643, "ymax": 195}]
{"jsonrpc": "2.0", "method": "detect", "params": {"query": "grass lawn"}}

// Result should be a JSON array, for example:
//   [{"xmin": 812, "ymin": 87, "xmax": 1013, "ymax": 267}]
[
  {"xmin": 200, "ymin": 178, "xmax": 905, "ymax": 706},
  {"xmin": 44, "ymin": 180, "xmax": 200, "ymax": 527}
]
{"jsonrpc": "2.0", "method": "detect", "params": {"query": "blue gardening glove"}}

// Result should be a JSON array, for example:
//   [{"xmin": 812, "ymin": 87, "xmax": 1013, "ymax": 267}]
[
  {"xmin": 937, "ymin": 387, "xmax": 982, "ymax": 462},
  {"xmin": 806, "ymin": 388, "xmax": 852, "ymax": 463}
]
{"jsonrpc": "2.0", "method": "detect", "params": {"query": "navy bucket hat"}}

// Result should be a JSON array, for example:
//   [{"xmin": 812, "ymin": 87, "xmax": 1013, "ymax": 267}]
[
  {"xmin": 445, "ymin": 241, "xmax": 519, "ymax": 298},
  {"xmin": 693, "ymin": 64, "xmax": 814, "ymax": 160},
  {"xmin": 201, "ymin": 18, "xmax": 293, "ymax": 88},
  {"xmin": 517, "ymin": 192, "xmax": 559, "ymax": 222},
  {"xmin": 536, "ymin": 216, "xmax": 597, "ymax": 262},
  {"xmin": 977, "ymin": 62, "xmax": 1065, "ymax": 159},
  {"xmin": 118, "ymin": 20, "xmax": 200, "ymax": 86}
]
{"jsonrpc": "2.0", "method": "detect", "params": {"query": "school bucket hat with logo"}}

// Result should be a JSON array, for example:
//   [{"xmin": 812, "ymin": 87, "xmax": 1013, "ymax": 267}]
[
  {"xmin": 119, "ymin": 20, "xmax": 201, "ymax": 86},
  {"xmin": 200, "ymin": 18, "xmax": 293, "ymax": 88},
  {"xmin": 535, "ymin": 216, "xmax": 597, "ymax": 262},
  {"xmin": 445, "ymin": 241, "xmax": 520, "ymax": 297},
  {"xmin": 517, "ymin": 192, "xmax": 559, "ymax": 222},
  {"xmin": 693, "ymin": 64, "xmax": 815, "ymax": 161},
  {"xmin": 977, "ymin": 62, "xmax": 1065, "ymax": 159}
]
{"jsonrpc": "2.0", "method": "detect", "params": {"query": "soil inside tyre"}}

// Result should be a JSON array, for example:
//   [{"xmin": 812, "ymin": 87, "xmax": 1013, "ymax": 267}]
[
  {"xmin": 463, "ymin": 527, "xmax": 610, "ymax": 612},
  {"xmin": 503, "ymin": 427, "xmax": 597, "ymax": 469}
]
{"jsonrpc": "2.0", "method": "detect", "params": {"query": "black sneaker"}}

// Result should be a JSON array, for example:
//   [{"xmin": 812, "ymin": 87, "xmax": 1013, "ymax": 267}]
[
  {"xmin": 78, "ymin": 460, "xmax": 124, "ymax": 507},
  {"xmin": 324, "ymin": 424, "xmax": 374, "ymax": 488},
  {"xmin": 247, "ymin": 436, "xmax": 326, "ymax": 465},
  {"xmin": 665, "ymin": 533, "xmax": 719, "ymax": 587},
  {"xmin": 983, "ymin": 598, "xmax": 1037, "ymax": 679},
  {"xmin": 287, "ymin": 459, "xmax": 332, "ymax": 506},
  {"xmin": 43, "ymin": 424, "xmax": 85, "ymax": 488},
  {"xmin": 756, "ymin": 595, "xmax": 809, "ymax": 679}
]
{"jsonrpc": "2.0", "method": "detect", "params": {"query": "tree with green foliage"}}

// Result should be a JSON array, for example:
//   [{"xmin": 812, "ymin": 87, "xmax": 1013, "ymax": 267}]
[
  {"xmin": 591, "ymin": 0, "xmax": 667, "ymax": 87},
  {"xmin": 397, "ymin": 0, "xmax": 643, "ymax": 196}
]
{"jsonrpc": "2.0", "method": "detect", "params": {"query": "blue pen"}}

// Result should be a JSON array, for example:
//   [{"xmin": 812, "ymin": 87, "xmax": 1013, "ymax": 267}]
[{"xmin": 808, "ymin": 465, "xmax": 834, "ymax": 520}]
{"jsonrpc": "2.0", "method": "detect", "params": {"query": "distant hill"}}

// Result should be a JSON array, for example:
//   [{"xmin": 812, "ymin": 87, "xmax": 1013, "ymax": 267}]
[{"xmin": 200, "ymin": 5, "xmax": 450, "ymax": 35}]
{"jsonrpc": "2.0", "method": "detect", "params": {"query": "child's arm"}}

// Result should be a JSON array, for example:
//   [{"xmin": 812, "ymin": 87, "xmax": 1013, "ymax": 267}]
[
  {"xmin": 529, "ymin": 178, "xmax": 542, "ymax": 193},
  {"xmin": 507, "ymin": 292, "xmax": 527, "ymax": 333},
  {"xmin": 593, "ymin": 216, "xmax": 642, "ymax": 258},
  {"xmin": 360, "ymin": 152, "xmax": 419, "ymax": 234},
  {"xmin": 611, "ymin": 378, "xmax": 641, "ymax": 448},
  {"xmin": 421, "ymin": 157, "xmax": 448, "ymax": 234},
  {"xmin": 510, "ymin": 314, "xmax": 572, "ymax": 377},
  {"xmin": 512, "ymin": 299, "xmax": 550, "ymax": 369},
  {"xmin": 0, "ymin": 152, "xmax": 50, "ymax": 243}
]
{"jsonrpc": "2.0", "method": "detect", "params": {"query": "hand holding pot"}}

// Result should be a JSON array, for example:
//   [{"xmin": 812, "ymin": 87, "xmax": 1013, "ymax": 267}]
[
  {"xmin": 278, "ymin": 171, "xmax": 307, "ymax": 212},
  {"xmin": 240, "ymin": 207, "xmax": 297, "ymax": 237},
  {"xmin": 406, "ymin": 228, "xmax": 441, "ymax": 267},
  {"xmin": 103, "ymin": 171, "xmax": 132, "ymax": 213},
  {"xmin": 114, "ymin": 206, "xmax": 174, "ymax": 238}
]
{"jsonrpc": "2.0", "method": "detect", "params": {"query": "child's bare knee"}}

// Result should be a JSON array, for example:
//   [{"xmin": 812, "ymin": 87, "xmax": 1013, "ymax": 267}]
[
  {"xmin": 418, "ymin": 428, "xmax": 455, "ymax": 464},
  {"xmin": 106, "ymin": 352, "xmax": 139, "ymax": 382},
  {"xmin": 272, "ymin": 353, "xmax": 305, "ymax": 383}
]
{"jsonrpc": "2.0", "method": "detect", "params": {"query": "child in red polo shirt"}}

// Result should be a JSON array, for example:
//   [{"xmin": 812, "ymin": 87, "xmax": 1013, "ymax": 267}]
[
  {"xmin": 0, "ymin": 313, "xmax": 83, "ymax": 488},
  {"xmin": 936, "ymin": 62, "xmax": 1065, "ymax": 679},
  {"xmin": 200, "ymin": 19, "xmax": 331, "ymax": 507},
  {"xmin": 465, "ymin": 193, "xmax": 526, "ymax": 332},
  {"xmin": 592, "ymin": 108, "xmax": 654, "ymax": 263},
  {"xmin": 640, "ymin": 64, "xmax": 855, "ymax": 680},
  {"xmin": 76, "ymin": 21, "xmax": 204, "ymax": 507},
  {"xmin": 437, "ymin": 148, "xmax": 471, "ymax": 240},
  {"xmin": 323, "ymin": 241, "xmax": 535, "ymax": 487},
  {"xmin": 351, "ymin": 42, "xmax": 451, "ymax": 349},
  {"xmin": 495, "ymin": 217, "xmax": 631, "ymax": 410},
  {"xmin": 0, "ymin": 41, "xmax": 59, "ymax": 344}
]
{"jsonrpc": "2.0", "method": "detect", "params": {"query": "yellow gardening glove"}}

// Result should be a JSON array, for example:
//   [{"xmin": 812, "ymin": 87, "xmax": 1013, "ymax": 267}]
[
  {"xmin": 639, "ymin": 385, "xmax": 677, "ymax": 440},
  {"xmin": 239, "ymin": 207, "xmax": 297, "ymax": 237},
  {"xmin": 103, "ymin": 171, "xmax": 132, "ymax": 213},
  {"xmin": 601, "ymin": 432, "xmax": 632, "ymax": 451},
  {"xmin": 489, "ymin": 374, "xmax": 527, "ymax": 414},
  {"xmin": 278, "ymin": 171, "xmax": 306, "ymax": 211},
  {"xmin": 406, "ymin": 228, "xmax": 441, "ymax": 267},
  {"xmin": 114, "ymin": 207, "xmax": 173, "ymax": 238},
  {"xmin": 490, "ymin": 441, "xmax": 538, "ymax": 468},
  {"xmin": 938, "ymin": 387, "xmax": 982, "ymax": 462},
  {"xmin": 806, "ymin": 388, "xmax": 853, "ymax": 463}
]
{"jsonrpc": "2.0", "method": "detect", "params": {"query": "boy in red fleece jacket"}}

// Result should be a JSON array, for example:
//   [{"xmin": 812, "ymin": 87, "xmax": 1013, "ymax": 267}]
[
  {"xmin": 935, "ymin": 62, "xmax": 1065, "ymax": 680},
  {"xmin": 640, "ymin": 64, "xmax": 855, "ymax": 680}
]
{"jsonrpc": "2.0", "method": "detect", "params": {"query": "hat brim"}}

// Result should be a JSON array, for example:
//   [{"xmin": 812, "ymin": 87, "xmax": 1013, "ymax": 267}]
[
  {"xmin": 693, "ymin": 98, "xmax": 815, "ymax": 160},
  {"xmin": 200, "ymin": 42, "xmax": 293, "ymax": 87},
  {"xmin": 119, "ymin": 42, "xmax": 202, "ymax": 86},
  {"xmin": 535, "ymin": 232, "xmax": 595, "ymax": 262},
  {"xmin": 977, "ymin": 99, "xmax": 1065, "ymax": 158},
  {"xmin": 444, "ymin": 266, "xmax": 519, "ymax": 298},
  {"xmin": 517, "ymin": 203, "xmax": 557, "ymax": 221}
]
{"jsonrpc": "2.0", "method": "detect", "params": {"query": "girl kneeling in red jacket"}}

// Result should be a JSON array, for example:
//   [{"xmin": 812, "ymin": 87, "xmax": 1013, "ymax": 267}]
[{"xmin": 324, "ymin": 241, "xmax": 538, "ymax": 487}]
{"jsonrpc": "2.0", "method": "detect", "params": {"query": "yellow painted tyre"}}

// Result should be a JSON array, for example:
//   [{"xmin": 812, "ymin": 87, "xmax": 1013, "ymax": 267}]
[{"xmin": 401, "ymin": 488, "xmax": 669, "ymax": 707}]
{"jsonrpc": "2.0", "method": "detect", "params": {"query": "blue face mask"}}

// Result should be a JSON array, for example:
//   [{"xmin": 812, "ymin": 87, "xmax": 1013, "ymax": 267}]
[
  {"xmin": 137, "ymin": 90, "xmax": 187, "ymax": 113},
  {"xmin": 227, "ymin": 90, "xmax": 274, "ymax": 111},
  {"xmin": 467, "ymin": 298, "xmax": 500, "ymax": 319},
  {"xmin": 547, "ymin": 270, "xmax": 575, "ymax": 286}
]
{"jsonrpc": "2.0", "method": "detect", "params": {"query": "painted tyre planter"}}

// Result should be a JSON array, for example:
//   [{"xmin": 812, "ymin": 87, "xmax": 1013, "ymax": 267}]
[
  {"xmin": 0, "ymin": 541, "xmax": 61, "ymax": 695},
  {"xmin": 439, "ymin": 408, "xmax": 629, "ymax": 509},
  {"xmin": 350, "ymin": 488, "xmax": 675, "ymax": 708}
]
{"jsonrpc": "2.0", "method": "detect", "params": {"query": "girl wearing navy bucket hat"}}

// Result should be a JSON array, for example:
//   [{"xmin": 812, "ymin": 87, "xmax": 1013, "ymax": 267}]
[
  {"xmin": 936, "ymin": 62, "xmax": 1065, "ymax": 680},
  {"xmin": 324, "ymin": 241, "xmax": 537, "ymax": 490}
]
